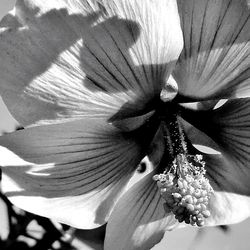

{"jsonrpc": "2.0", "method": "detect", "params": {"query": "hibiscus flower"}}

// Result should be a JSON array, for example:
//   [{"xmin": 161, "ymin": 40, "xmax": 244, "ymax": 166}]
[{"xmin": 0, "ymin": 0, "xmax": 249, "ymax": 249}]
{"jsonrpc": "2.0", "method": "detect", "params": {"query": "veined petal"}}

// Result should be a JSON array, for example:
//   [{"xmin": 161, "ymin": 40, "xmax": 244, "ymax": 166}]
[
  {"xmin": 175, "ymin": 0, "xmax": 250, "ymax": 100},
  {"xmin": 181, "ymin": 99, "xmax": 250, "ymax": 224},
  {"xmin": 105, "ymin": 170, "xmax": 177, "ymax": 250},
  {"xmin": 0, "ymin": 0, "xmax": 183, "ymax": 126},
  {"xmin": 0, "ymin": 118, "xmax": 144, "ymax": 229}
]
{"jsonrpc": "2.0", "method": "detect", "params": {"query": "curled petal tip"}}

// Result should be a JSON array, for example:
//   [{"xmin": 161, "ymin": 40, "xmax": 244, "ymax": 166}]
[{"xmin": 160, "ymin": 75, "xmax": 178, "ymax": 102}]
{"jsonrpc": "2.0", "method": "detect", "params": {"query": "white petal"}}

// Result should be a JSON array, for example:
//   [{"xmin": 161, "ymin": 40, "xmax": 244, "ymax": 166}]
[
  {"xmin": 205, "ymin": 153, "xmax": 250, "ymax": 220},
  {"xmin": 175, "ymin": 0, "xmax": 250, "ymax": 100},
  {"xmin": 208, "ymin": 191, "xmax": 250, "ymax": 226},
  {"xmin": 0, "ymin": 118, "xmax": 143, "ymax": 229},
  {"xmin": 0, "ymin": 0, "xmax": 183, "ymax": 126},
  {"xmin": 105, "ymin": 171, "xmax": 177, "ymax": 250}
]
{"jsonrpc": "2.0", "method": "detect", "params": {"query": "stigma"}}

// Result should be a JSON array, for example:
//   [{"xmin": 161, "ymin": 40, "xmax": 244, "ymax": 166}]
[{"xmin": 152, "ymin": 116, "xmax": 214, "ymax": 227}]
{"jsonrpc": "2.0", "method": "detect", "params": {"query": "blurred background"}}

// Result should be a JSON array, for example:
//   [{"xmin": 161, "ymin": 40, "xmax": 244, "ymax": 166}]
[{"xmin": 0, "ymin": 0, "xmax": 250, "ymax": 249}]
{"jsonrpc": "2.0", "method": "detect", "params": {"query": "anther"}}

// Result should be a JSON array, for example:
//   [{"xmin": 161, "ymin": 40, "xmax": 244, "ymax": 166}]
[{"xmin": 153, "ymin": 154, "xmax": 214, "ymax": 227}]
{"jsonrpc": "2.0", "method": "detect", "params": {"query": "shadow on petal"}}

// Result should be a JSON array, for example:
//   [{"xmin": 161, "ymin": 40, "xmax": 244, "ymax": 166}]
[
  {"xmin": 0, "ymin": 0, "xmax": 183, "ymax": 127},
  {"xmin": 0, "ymin": 118, "xmax": 146, "ymax": 229},
  {"xmin": 175, "ymin": 0, "xmax": 250, "ymax": 101},
  {"xmin": 181, "ymin": 98, "xmax": 250, "ymax": 193}
]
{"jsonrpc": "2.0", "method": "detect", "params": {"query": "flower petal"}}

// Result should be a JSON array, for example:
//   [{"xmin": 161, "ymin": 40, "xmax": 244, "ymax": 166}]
[
  {"xmin": 182, "ymin": 99, "xmax": 250, "ymax": 192},
  {"xmin": 0, "ymin": 0, "xmax": 183, "ymax": 126},
  {"xmin": 175, "ymin": 0, "xmax": 250, "ymax": 100},
  {"xmin": 181, "ymin": 99, "xmax": 250, "ymax": 224},
  {"xmin": 208, "ymin": 192, "xmax": 250, "ymax": 226},
  {"xmin": 0, "ymin": 118, "xmax": 144, "ymax": 229},
  {"xmin": 204, "ymin": 154, "xmax": 250, "ymax": 226},
  {"xmin": 104, "ymin": 170, "xmax": 177, "ymax": 250}
]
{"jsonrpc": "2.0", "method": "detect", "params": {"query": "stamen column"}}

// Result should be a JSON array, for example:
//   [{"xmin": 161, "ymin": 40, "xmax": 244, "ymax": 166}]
[{"xmin": 153, "ymin": 115, "xmax": 214, "ymax": 227}]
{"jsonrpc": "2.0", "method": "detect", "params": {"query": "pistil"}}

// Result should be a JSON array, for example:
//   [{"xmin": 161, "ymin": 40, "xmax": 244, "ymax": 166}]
[{"xmin": 153, "ymin": 116, "xmax": 214, "ymax": 227}]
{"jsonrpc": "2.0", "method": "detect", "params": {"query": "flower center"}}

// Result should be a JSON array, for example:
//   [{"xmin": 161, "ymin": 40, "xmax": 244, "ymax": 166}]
[{"xmin": 153, "ymin": 115, "xmax": 214, "ymax": 227}]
